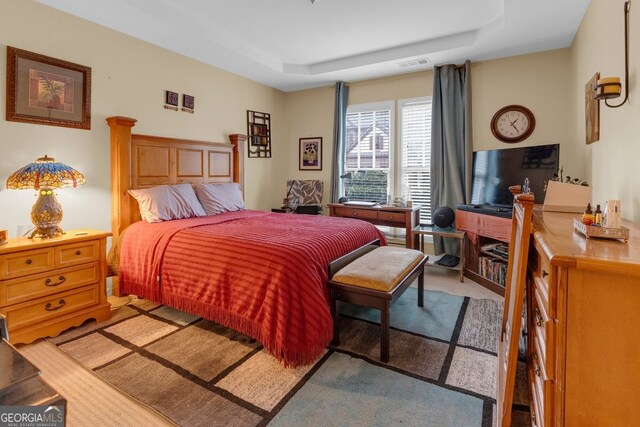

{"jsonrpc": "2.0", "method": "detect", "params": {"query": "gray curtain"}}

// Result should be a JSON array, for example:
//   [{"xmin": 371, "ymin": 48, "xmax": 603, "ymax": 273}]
[
  {"xmin": 330, "ymin": 81, "xmax": 349, "ymax": 203},
  {"xmin": 431, "ymin": 60, "xmax": 472, "ymax": 255}
]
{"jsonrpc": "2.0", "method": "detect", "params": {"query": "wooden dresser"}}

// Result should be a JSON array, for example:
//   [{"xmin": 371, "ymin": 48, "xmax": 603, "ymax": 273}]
[
  {"xmin": 527, "ymin": 210, "xmax": 640, "ymax": 425},
  {"xmin": 0, "ymin": 229, "xmax": 111, "ymax": 344}
]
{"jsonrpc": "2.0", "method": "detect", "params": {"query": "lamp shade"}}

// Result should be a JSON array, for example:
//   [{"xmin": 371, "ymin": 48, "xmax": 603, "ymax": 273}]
[
  {"xmin": 5, "ymin": 155, "xmax": 85, "ymax": 239},
  {"xmin": 594, "ymin": 77, "xmax": 622, "ymax": 100},
  {"xmin": 6, "ymin": 155, "xmax": 86, "ymax": 190}
]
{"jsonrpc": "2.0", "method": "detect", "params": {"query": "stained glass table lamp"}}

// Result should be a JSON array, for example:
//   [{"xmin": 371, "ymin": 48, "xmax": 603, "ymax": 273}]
[{"xmin": 6, "ymin": 155, "xmax": 85, "ymax": 238}]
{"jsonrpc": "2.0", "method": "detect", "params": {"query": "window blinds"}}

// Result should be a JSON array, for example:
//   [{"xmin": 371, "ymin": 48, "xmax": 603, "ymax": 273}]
[{"xmin": 401, "ymin": 100, "xmax": 432, "ymax": 223}]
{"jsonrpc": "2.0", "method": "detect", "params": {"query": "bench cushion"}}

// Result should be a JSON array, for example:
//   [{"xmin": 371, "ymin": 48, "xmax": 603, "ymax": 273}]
[{"xmin": 332, "ymin": 246, "xmax": 426, "ymax": 292}]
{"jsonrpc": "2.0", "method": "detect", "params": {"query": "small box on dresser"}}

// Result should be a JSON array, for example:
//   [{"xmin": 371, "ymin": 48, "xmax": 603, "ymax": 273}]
[{"xmin": 0, "ymin": 229, "xmax": 111, "ymax": 344}]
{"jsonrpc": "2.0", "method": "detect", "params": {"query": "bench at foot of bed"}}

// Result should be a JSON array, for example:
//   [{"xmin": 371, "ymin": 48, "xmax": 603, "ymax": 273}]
[{"xmin": 328, "ymin": 245, "xmax": 428, "ymax": 363}]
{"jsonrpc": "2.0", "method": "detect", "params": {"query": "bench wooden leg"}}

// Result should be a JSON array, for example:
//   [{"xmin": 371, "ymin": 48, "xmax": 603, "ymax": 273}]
[
  {"xmin": 381, "ymin": 301, "xmax": 390, "ymax": 363},
  {"xmin": 331, "ymin": 287, "xmax": 340, "ymax": 346},
  {"xmin": 418, "ymin": 268, "xmax": 424, "ymax": 308}
]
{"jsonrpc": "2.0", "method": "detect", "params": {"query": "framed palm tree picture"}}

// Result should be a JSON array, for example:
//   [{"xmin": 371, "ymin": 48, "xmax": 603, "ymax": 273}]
[{"xmin": 6, "ymin": 46, "xmax": 91, "ymax": 130}]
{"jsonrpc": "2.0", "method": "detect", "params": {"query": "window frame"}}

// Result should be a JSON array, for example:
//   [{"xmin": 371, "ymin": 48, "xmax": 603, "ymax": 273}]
[
  {"xmin": 397, "ymin": 96, "xmax": 433, "ymax": 223},
  {"xmin": 343, "ymin": 101, "xmax": 395, "ymax": 200}
]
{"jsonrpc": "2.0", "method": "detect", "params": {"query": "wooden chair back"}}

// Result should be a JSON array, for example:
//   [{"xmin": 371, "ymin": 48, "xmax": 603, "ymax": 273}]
[{"xmin": 497, "ymin": 187, "xmax": 535, "ymax": 426}]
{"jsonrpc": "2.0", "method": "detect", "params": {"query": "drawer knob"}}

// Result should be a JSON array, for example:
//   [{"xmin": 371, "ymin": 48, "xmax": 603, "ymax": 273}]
[
  {"xmin": 45, "ymin": 276, "xmax": 66, "ymax": 287},
  {"xmin": 535, "ymin": 308, "xmax": 543, "ymax": 327},
  {"xmin": 75, "ymin": 250, "xmax": 82, "ymax": 256},
  {"xmin": 542, "ymin": 269, "xmax": 549, "ymax": 278},
  {"xmin": 45, "ymin": 299, "xmax": 66, "ymax": 311},
  {"xmin": 25, "ymin": 259, "xmax": 33, "ymax": 265},
  {"xmin": 535, "ymin": 364, "xmax": 541, "ymax": 377},
  {"xmin": 352, "ymin": 212, "xmax": 358, "ymax": 216},
  {"xmin": 531, "ymin": 410, "xmax": 537, "ymax": 426}
]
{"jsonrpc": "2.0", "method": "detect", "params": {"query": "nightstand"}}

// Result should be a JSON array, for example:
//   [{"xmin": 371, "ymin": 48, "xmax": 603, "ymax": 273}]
[{"xmin": 0, "ymin": 229, "xmax": 111, "ymax": 344}]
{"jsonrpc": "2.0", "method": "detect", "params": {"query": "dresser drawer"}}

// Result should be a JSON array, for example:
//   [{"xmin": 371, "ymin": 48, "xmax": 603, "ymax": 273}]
[
  {"xmin": 334, "ymin": 207, "xmax": 378, "ymax": 220},
  {"xmin": 530, "ymin": 350, "xmax": 554, "ymax": 427},
  {"xmin": 0, "ymin": 248, "xmax": 55, "ymax": 280},
  {"xmin": 2, "ymin": 285, "xmax": 99, "ymax": 331},
  {"xmin": 377, "ymin": 211, "xmax": 405, "ymax": 223},
  {"xmin": 532, "ymin": 248, "xmax": 557, "ymax": 318},
  {"xmin": 1, "ymin": 263, "xmax": 99, "ymax": 306},
  {"xmin": 55, "ymin": 240, "xmax": 99, "ymax": 268},
  {"xmin": 532, "ymin": 278, "xmax": 556, "ymax": 379},
  {"xmin": 530, "ymin": 372, "xmax": 544, "ymax": 427}
]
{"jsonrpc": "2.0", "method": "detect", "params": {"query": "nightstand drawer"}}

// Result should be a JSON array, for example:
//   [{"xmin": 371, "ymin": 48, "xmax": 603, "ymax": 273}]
[
  {"xmin": 0, "ymin": 248, "xmax": 55, "ymax": 280},
  {"xmin": 1, "ymin": 264, "xmax": 99, "ymax": 306},
  {"xmin": 3, "ymin": 285, "xmax": 99, "ymax": 331},
  {"xmin": 55, "ymin": 241, "xmax": 99, "ymax": 268},
  {"xmin": 377, "ymin": 211, "xmax": 405, "ymax": 223},
  {"xmin": 334, "ymin": 207, "xmax": 378, "ymax": 220}
]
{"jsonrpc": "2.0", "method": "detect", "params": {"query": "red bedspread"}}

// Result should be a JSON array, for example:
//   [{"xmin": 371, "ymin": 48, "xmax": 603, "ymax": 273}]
[{"xmin": 120, "ymin": 210, "xmax": 386, "ymax": 366}]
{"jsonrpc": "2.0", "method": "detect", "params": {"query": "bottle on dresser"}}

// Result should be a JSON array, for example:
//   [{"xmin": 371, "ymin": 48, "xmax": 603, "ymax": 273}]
[
  {"xmin": 594, "ymin": 204, "xmax": 603, "ymax": 226},
  {"xmin": 582, "ymin": 203, "xmax": 594, "ymax": 225}
]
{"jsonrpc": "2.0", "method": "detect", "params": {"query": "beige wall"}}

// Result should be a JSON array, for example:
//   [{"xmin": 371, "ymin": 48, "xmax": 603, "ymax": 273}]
[
  {"xmin": 285, "ymin": 49, "xmax": 574, "ymax": 207},
  {"xmin": 0, "ymin": 0, "xmax": 286, "ymax": 238},
  {"xmin": 571, "ymin": 0, "xmax": 639, "ymax": 222}
]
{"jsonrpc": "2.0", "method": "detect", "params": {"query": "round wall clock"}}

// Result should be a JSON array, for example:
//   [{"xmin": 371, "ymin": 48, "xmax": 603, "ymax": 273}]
[{"xmin": 490, "ymin": 105, "xmax": 536, "ymax": 143}]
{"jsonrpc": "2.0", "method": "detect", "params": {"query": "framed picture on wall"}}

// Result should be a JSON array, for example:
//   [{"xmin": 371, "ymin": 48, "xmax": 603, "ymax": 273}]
[
  {"xmin": 6, "ymin": 46, "xmax": 91, "ymax": 130},
  {"xmin": 585, "ymin": 72, "xmax": 600, "ymax": 144},
  {"xmin": 299, "ymin": 137, "xmax": 322, "ymax": 170}
]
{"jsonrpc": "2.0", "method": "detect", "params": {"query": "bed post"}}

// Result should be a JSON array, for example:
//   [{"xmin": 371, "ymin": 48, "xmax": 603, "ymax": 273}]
[
  {"xmin": 106, "ymin": 116, "xmax": 137, "ymax": 296},
  {"xmin": 229, "ymin": 134, "xmax": 246, "ymax": 194}
]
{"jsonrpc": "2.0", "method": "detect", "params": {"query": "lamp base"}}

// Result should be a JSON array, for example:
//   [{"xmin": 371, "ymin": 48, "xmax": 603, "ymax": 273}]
[
  {"xmin": 30, "ymin": 226, "xmax": 63, "ymax": 239},
  {"xmin": 30, "ymin": 189, "xmax": 64, "ymax": 239}
]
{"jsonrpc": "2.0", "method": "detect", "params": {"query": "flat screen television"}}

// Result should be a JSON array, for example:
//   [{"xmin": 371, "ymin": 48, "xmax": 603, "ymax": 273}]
[{"xmin": 470, "ymin": 143, "xmax": 559, "ymax": 208}]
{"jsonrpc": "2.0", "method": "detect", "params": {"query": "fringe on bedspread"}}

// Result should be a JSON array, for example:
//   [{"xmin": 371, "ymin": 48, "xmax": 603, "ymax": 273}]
[{"xmin": 162, "ymin": 293, "xmax": 332, "ymax": 367}]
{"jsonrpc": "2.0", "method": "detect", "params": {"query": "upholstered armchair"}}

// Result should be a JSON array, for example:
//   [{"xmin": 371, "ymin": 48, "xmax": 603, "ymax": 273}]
[{"xmin": 284, "ymin": 180, "xmax": 323, "ymax": 214}]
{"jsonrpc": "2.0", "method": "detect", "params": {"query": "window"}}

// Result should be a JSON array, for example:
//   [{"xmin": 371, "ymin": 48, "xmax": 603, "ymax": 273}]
[
  {"xmin": 399, "ymin": 98, "xmax": 432, "ymax": 224},
  {"xmin": 341, "ymin": 98, "xmax": 432, "ymax": 224},
  {"xmin": 344, "ymin": 102, "xmax": 393, "ymax": 202}
]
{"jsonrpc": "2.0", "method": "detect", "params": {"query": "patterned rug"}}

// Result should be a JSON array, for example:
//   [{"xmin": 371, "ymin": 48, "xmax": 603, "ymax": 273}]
[{"xmin": 50, "ymin": 289, "xmax": 530, "ymax": 426}]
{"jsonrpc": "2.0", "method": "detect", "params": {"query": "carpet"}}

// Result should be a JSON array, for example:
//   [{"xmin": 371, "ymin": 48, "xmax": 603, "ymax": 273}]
[{"xmin": 50, "ymin": 289, "xmax": 530, "ymax": 426}]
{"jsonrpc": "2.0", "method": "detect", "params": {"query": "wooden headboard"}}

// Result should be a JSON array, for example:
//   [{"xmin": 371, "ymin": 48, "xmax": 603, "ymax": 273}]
[{"xmin": 106, "ymin": 116, "xmax": 246, "ymax": 241}]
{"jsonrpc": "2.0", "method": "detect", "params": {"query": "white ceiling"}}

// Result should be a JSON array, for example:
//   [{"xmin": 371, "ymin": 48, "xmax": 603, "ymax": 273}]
[{"xmin": 35, "ymin": 0, "xmax": 591, "ymax": 92}]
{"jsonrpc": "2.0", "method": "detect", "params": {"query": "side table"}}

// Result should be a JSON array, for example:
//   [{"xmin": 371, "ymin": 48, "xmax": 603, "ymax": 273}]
[{"xmin": 411, "ymin": 225, "xmax": 465, "ymax": 282}]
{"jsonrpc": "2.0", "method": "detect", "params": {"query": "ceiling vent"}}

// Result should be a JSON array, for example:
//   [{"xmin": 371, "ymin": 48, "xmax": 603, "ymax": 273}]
[{"xmin": 397, "ymin": 58, "xmax": 431, "ymax": 68}]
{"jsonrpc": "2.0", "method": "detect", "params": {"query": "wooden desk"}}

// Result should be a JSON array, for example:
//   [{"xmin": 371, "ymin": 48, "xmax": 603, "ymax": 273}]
[{"xmin": 328, "ymin": 203, "xmax": 420, "ymax": 248}]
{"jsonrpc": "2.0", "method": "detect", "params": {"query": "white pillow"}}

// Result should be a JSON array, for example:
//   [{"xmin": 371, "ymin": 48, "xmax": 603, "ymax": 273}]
[
  {"xmin": 129, "ymin": 184, "xmax": 206, "ymax": 223},
  {"xmin": 194, "ymin": 183, "xmax": 245, "ymax": 215}
]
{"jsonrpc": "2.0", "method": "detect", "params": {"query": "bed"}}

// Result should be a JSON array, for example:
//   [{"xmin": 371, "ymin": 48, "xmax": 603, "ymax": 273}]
[{"xmin": 106, "ymin": 117, "xmax": 385, "ymax": 366}]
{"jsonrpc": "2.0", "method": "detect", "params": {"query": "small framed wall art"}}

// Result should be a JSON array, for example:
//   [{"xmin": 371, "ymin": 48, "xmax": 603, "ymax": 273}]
[
  {"xmin": 182, "ymin": 94, "xmax": 194, "ymax": 113},
  {"xmin": 165, "ymin": 90, "xmax": 179, "ymax": 110},
  {"xmin": 247, "ymin": 110, "xmax": 271, "ymax": 158},
  {"xmin": 6, "ymin": 46, "xmax": 91, "ymax": 129},
  {"xmin": 299, "ymin": 137, "xmax": 322, "ymax": 170}
]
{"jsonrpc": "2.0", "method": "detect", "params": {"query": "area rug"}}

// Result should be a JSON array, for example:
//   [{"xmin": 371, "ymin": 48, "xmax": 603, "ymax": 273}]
[{"xmin": 50, "ymin": 289, "xmax": 530, "ymax": 426}]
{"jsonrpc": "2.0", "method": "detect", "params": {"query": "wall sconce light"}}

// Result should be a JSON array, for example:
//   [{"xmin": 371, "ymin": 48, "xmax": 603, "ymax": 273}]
[{"xmin": 594, "ymin": 1, "xmax": 631, "ymax": 108}]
